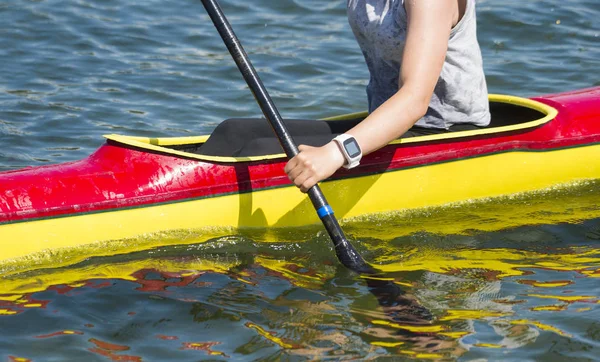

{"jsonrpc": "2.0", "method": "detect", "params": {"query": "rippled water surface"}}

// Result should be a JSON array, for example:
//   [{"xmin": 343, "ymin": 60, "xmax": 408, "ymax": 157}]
[{"xmin": 1, "ymin": 0, "xmax": 600, "ymax": 360}]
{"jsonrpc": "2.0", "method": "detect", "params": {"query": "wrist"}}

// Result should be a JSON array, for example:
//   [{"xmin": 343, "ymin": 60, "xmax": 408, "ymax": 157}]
[{"xmin": 326, "ymin": 141, "xmax": 346, "ymax": 169}]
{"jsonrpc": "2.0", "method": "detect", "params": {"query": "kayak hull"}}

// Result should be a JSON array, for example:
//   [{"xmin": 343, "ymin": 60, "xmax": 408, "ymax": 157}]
[{"xmin": 1, "ymin": 89, "xmax": 600, "ymax": 265}]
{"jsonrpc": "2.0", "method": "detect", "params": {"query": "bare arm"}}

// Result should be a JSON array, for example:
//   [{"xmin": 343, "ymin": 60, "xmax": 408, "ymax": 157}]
[{"xmin": 286, "ymin": 0, "xmax": 459, "ymax": 192}]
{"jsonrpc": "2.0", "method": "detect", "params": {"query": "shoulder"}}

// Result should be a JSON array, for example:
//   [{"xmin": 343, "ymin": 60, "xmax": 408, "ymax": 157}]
[{"xmin": 404, "ymin": 0, "xmax": 459, "ymax": 29}]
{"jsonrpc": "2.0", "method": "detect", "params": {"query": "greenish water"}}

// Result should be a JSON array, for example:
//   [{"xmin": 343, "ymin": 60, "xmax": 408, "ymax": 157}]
[{"xmin": 1, "ymin": 0, "xmax": 599, "ymax": 360}]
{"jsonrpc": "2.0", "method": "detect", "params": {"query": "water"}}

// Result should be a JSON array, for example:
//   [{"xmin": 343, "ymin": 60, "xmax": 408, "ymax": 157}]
[{"xmin": 1, "ymin": 0, "xmax": 599, "ymax": 360}]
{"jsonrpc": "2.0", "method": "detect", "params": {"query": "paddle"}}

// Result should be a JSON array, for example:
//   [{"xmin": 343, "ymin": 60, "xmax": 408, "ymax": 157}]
[{"xmin": 199, "ymin": 0, "xmax": 373, "ymax": 273}]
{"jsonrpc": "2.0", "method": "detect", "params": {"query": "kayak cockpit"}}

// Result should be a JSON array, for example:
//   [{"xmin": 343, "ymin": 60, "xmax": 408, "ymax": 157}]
[{"xmin": 104, "ymin": 94, "xmax": 557, "ymax": 162}]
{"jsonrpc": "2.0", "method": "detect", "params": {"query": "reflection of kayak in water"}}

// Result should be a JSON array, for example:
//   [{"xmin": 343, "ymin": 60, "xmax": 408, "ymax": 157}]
[
  {"xmin": 1, "ymin": 241, "xmax": 596, "ymax": 357},
  {"xmin": 1, "ymin": 88, "xmax": 600, "ymax": 265}
]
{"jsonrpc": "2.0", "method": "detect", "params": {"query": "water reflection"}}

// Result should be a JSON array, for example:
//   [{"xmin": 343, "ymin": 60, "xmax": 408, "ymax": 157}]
[{"xmin": 1, "ymin": 230, "xmax": 598, "ymax": 360}]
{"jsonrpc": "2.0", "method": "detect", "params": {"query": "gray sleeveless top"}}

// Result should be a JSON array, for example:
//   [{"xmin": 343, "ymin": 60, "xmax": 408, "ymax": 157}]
[{"xmin": 347, "ymin": 0, "xmax": 490, "ymax": 129}]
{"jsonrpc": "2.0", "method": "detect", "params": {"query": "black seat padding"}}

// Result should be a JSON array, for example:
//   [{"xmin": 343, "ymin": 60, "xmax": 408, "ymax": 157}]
[
  {"xmin": 194, "ymin": 102, "xmax": 546, "ymax": 158},
  {"xmin": 198, "ymin": 118, "xmax": 361, "ymax": 157},
  {"xmin": 197, "ymin": 117, "xmax": 489, "ymax": 157}
]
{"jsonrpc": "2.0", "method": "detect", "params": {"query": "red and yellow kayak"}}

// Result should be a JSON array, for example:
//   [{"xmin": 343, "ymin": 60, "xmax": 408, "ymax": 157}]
[{"xmin": 1, "ymin": 87, "xmax": 599, "ymax": 266}]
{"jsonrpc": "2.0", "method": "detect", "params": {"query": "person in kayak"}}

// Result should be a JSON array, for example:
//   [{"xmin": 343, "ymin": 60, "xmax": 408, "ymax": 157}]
[{"xmin": 285, "ymin": 0, "xmax": 490, "ymax": 192}]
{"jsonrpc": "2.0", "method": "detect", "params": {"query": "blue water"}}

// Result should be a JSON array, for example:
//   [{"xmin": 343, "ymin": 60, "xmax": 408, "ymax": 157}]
[{"xmin": 1, "ymin": 0, "xmax": 600, "ymax": 360}]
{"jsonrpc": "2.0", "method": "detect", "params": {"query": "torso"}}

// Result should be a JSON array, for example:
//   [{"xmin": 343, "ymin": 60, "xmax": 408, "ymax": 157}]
[{"xmin": 347, "ymin": 0, "xmax": 491, "ymax": 129}]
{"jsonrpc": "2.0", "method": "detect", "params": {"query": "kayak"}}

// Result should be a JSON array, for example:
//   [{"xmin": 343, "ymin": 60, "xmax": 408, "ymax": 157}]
[{"xmin": 1, "ymin": 88, "xmax": 600, "ymax": 266}]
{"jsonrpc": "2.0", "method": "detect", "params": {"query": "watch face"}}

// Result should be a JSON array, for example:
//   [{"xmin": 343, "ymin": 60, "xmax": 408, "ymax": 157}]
[{"xmin": 343, "ymin": 138, "xmax": 362, "ymax": 158}]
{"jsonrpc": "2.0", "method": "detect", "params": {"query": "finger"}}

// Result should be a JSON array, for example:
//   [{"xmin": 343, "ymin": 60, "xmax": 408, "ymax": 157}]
[
  {"xmin": 293, "ymin": 168, "xmax": 312, "ymax": 189},
  {"xmin": 287, "ymin": 164, "xmax": 305, "ymax": 182},
  {"xmin": 284, "ymin": 156, "xmax": 298, "ymax": 174},
  {"xmin": 289, "ymin": 153, "xmax": 312, "ymax": 176},
  {"xmin": 300, "ymin": 176, "xmax": 318, "ymax": 193}
]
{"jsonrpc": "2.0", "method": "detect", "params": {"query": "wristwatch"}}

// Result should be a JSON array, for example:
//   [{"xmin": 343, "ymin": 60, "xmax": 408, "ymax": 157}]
[{"xmin": 333, "ymin": 134, "xmax": 362, "ymax": 169}]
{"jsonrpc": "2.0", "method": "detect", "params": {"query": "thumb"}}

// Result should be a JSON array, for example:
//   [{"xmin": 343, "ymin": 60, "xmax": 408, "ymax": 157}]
[{"xmin": 298, "ymin": 144, "xmax": 314, "ymax": 152}]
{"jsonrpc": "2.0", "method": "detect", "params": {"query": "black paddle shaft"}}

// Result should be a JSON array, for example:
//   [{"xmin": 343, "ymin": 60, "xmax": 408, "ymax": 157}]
[{"xmin": 199, "ymin": 0, "xmax": 373, "ymax": 273}]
